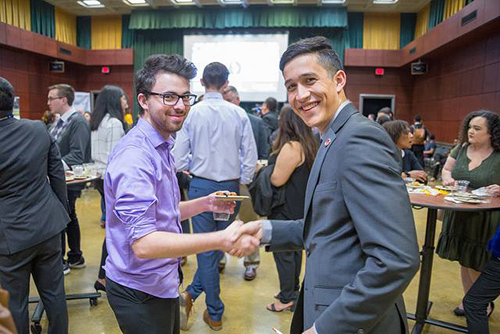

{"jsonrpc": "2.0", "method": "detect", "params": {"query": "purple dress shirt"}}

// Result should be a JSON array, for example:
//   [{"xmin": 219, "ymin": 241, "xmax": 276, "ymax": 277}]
[{"xmin": 104, "ymin": 118, "xmax": 182, "ymax": 298}]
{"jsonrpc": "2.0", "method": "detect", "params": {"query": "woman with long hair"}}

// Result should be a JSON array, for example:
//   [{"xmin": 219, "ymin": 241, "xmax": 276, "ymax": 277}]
[
  {"xmin": 437, "ymin": 110, "xmax": 500, "ymax": 318},
  {"xmin": 90, "ymin": 85, "xmax": 128, "ymax": 293},
  {"xmin": 266, "ymin": 105, "xmax": 318, "ymax": 312}
]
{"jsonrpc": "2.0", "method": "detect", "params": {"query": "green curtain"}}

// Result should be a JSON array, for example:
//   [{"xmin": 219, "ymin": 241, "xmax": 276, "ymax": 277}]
[
  {"xmin": 129, "ymin": 7, "xmax": 347, "ymax": 30},
  {"xmin": 76, "ymin": 16, "xmax": 90, "ymax": 49},
  {"xmin": 132, "ymin": 29, "xmax": 184, "ymax": 119},
  {"xmin": 30, "ymin": 0, "xmax": 54, "ymax": 38},
  {"xmin": 428, "ymin": 0, "xmax": 445, "ymax": 30},
  {"xmin": 465, "ymin": 0, "xmax": 474, "ymax": 4},
  {"xmin": 122, "ymin": 14, "xmax": 134, "ymax": 49},
  {"xmin": 289, "ymin": 28, "xmax": 347, "ymax": 66},
  {"xmin": 347, "ymin": 12, "xmax": 363, "ymax": 49},
  {"xmin": 400, "ymin": 13, "xmax": 416, "ymax": 48}
]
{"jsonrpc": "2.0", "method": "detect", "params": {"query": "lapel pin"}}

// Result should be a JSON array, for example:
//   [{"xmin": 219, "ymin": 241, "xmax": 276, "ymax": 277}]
[{"xmin": 324, "ymin": 138, "xmax": 332, "ymax": 147}]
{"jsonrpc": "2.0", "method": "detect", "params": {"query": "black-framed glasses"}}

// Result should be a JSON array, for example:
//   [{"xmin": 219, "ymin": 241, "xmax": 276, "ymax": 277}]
[
  {"xmin": 147, "ymin": 91, "xmax": 197, "ymax": 106},
  {"xmin": 47, "ymin": 97, "xmax": 63, "ymax": 102}
]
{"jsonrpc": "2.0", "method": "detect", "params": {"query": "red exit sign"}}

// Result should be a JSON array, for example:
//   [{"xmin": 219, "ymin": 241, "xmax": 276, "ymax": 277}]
[
  {"xmin": 102, "ymin": 66, "xmax": 110, "ymax": 74},
  {"xmin": 375, "ymin": 68, "xmax": 384, "ymax": 76}
]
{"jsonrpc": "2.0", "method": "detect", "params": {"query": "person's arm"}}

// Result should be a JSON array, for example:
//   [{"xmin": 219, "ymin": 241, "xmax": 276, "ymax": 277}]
[
  {"xmin": 62, "ymin": 118, "xmax": 90, "ymax": 167},
  {"xmin": 407, "ymin": 151, "xmax": 427, "ymax": 182},
  {"xmin": 239, "ymin": 114, "xmax": 258, "ymax": 184},
  {"xmin": 441, "ymin": 156, "xmax": 457, "ymax": 186},
  {"xmin": 46, "ymin": 127, "xmax": 69, "ymax": 212},
  {"xmin": 315, "ymin": 125, "xmax": 420, "ymax": 333},
  {"xmin": 270, "ymin": 141, "xmax": 303, "ymax": 187},
  {"xmin": 171, "ymin": 115, "xmax": 191, "ymax": 171},
  {"xmin": 106, "ymin": 119, "xmax": 125, "ymax": 158},
  {"xmin": 178, "ymin": 195, "xmax": 235, "ymax": 221}
]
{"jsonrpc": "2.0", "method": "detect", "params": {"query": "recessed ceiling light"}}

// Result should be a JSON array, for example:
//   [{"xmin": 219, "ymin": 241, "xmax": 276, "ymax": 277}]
[
  {"xmin": 270, "ymin": 0, "xmax": 294, "ymax": 4},
  {"xmin": 220, "ymin": 0, "xmax": 243, "ymax": 4},
  {"xmin": 77, "ymin": 0, "xmax": 105, "ymax": 8},
  {"xmin": 322, "ymin": 0, "xmax": 346, "ymax": 4},
  {"xmin": 123, "ymin": 0, "xmax": 149, "ymax": 6},
  {"xmin": 170, "ymin": 0, "xmax": 196, "ymax": 4},
  {"xmin": 373, "ymin": 0, "xmax": 399, "ymax": 4}
]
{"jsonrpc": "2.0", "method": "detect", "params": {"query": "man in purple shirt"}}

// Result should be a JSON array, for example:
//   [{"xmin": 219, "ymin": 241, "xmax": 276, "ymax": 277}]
[{"xmin": 104, "ymin": 54, "xmax": 258, "ymax": 334}]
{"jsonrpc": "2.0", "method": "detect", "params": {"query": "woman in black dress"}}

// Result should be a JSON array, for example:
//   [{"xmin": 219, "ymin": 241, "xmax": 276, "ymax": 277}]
[{"xmin": 266, "ymin": 105, "xmax": 318, "ymax": 312}]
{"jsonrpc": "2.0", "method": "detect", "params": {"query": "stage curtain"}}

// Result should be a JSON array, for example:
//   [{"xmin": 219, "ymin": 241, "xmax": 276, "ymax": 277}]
[
  {"xmin": 415, "ymin": 3, "xmax": 430, "ymax": 39},
  {"xmin": 363, "ymin": 13, "xmax": 400, "ymax": 50},
  {"xmin": 0, "ymin": 0, "xmax": 31, "ymax": 30},
  {"xmin": 122, "ymin": 15, "xmax": 134, "ymax": 49},
  {"xmin": 55, "ymin": 7, "xmax": 76, "ymax": 45},
  {"xmin": 347, "ymin": 12, "xmax": 363, "ymax": 49},
  {"xmin": 429, "ymin": 0, "xmax": 445, "ymax": 30},
  {"xmin": 444, "ymin": 0, "xmax": 465, "ymax": 20},
  {"xmin": 91, "ymin": 16, "xmax": 122, "ymax": 50},
  {"xmin": 289, "ymin": 28, "xmax": 347, "ymax": 65},
  {"xmin": 129, "ymin": 7, "xmax": 347, "ymax": 30},
  {"xmin": 77, "ymin": 16, "xmax": 91, "ymax": 49},
  {"xmin": 30, "ymin": 0, "xmax": 54, "ymax": 38},
  {"xmin": 400, "ymin": 13, "xmax": 416, "ymax": 48}
]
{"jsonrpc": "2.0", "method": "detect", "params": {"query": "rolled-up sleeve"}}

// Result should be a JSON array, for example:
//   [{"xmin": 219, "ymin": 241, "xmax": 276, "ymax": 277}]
[{"xmin": 108, "ymin": 146, "xmax": 159, "ymax": 245}]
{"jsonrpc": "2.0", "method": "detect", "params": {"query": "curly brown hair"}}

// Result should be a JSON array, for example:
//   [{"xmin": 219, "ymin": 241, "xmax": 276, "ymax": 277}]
[{"xmin": 458, "ymin": 110, "xmax": 500, "ymax": 151}]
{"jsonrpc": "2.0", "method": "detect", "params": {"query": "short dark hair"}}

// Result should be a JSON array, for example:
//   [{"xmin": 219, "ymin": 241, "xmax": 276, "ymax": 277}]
[
  {"xmin": 414, "ymin": 114, "xmax": 422, "ymax": 122},
  {"xmin": 429, "ymin": 134, "xmax": 435, "ymax": 140},
  {"xmin": 48, "ymin": 84, "xmax": 75, "ymax": 106},
  {"xmin": 279, "ymin": 36, "xmax": 343, "ymax": 76},
  {"xmin": 265, "ymin": 97, "xmax": 277, "ymax": 113},
  {"xmin": 135, "ymin": 54, "xmax": 197, "ymax": 115},
  {"xmin": 459, "ymin": 110, "xmax": 500, "ymax": 151},
  {"xmin": 202, "ymin": 62, "xmax": 229, "ymax": 90},
  {"xmin": 383, "ymin": 120, "xmax": 410, "ymax": 145},
  {"xmin": 0, "ymin": 76, "xmax": 14, "ymax": 118},
  {"xmin": 377, "ymin": 115, "xmax": 391, "ymax": 126}
]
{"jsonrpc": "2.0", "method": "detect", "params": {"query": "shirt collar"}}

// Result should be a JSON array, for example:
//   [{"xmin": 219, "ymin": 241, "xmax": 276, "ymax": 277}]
[
  {"xmin": 203, "ymin": 92, "xmax": 223, "ymax": 100},
  {"xmin": 137, "ymin": 118, "xmax": 172, "ymax": 149},
  {"xmin": 320, "ymin": 100, "xmax": 351, "ymax": 138},
  {"xmin": 60, "ymin": 108, "xmax": 77, "ymax": 123},
  {"xmin": 401, "ymin": 149, "xmax": 405, "ymax": 158}
]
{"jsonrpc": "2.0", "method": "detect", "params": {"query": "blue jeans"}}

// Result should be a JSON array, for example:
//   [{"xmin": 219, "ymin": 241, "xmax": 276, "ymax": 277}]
[{"xmin": 185, "ymin": 177, "xmax": 240, "ymax": 321}]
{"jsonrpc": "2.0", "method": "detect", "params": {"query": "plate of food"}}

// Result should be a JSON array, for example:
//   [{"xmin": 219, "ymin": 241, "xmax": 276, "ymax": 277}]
[
  {"xmin": 406, "ymin": 181, "xmax": 425, "ymax": 189},
  {"xmin": 453, "ymin": 197, "xmax": 484, "ymax": 204},
  {"xmin": 65, "ymin": 171, "xmax": 75, "ymax": 181},
  {"xmin": 214, "ymin": 191, "xmax": 249, "ymax": 201},
  {"xmin": 435, "ymin": 185, "xmax": 456, "ymax": 192}
]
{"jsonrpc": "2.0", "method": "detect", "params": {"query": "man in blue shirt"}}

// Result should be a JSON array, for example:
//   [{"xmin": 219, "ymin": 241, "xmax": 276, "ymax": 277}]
[{"xmin": 173, "ymin": 62, "xmax": 257, "ymax": 331}]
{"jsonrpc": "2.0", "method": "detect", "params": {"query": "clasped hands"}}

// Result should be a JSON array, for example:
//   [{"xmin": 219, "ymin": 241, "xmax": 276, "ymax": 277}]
[{"xmin": 221, "ymin": 220, "xmax": 263, "ymax": 258}]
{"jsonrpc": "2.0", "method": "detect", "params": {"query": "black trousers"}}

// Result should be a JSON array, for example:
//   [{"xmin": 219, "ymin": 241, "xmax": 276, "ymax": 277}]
[
  {"xmin": 106, "ymin": 278, "xmax": 180, "ymax": 334},
  {"xmin": 61, "ymin": 189, "xmax": 83, "ymax": 263},
  {"xmin": 273, "ymin": 250, "xmax": 302, "ymax": 304},
  {"xmin": 412, "ymin": 144, "xmax": 425, "ymax": 168},
  {"xmin": 463, "ymin": 257, "xmax": 500, "ymax": 334},
  {"xmin": 0, "ymin": 234, "xmax": 68, "ymax": 334}
]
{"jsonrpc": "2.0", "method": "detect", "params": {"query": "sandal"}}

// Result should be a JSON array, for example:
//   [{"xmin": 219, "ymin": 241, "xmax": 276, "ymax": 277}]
[{"xmin": 266, "ymin": 301, "xmax": 295, "ymax": 313}]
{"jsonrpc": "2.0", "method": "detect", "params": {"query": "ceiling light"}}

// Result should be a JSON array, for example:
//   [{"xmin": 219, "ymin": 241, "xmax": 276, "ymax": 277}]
[
  {"xmin": 322, "ymin": 0, "xmax": 346, "ymax": 3},
  {"xmin": 170, "ymin": 0, "xmax": 196, "ymax": 4},
  {"xmin": 77, "ymin": 0, "xmax": 105, "ymax": 8},
  {"xmin": 373, "ymin": 0, "xmax": 399, "ymax": 4},
  {"xmin": 123, "ymin": 0, "xmax": 149, "ymax": 6},
  {"xmin": 270, "ymin": 0, "xmax": 294, "ymax": 4},
  {"xmin": 220, "ymin": 0, "xmax": 243, "ymax": 4}
]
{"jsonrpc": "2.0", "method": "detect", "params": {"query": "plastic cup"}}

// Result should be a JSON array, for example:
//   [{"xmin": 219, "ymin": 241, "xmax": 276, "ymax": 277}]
[
  {"xmin": 213, "ymin": 212, "xmax": 231, "ymax": 221},
  {"xmin": 73, "ymin": 165, "xmax": 84, "ymax": 178},
  {"xmin": 456, "ymin": 180, "xmax": 470, "ymax": 193}
]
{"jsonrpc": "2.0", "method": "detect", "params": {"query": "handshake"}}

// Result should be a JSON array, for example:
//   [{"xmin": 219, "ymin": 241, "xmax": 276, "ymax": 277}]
[{"xmin": 218, "ymin": 220, "xmax": 264, "ymax": 258}]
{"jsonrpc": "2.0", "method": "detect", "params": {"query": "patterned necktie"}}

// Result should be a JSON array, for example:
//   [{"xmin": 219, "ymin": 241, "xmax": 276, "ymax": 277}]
[{"xmin": 51, "ymin": 118, "xmax": 65, "ymax": 141}]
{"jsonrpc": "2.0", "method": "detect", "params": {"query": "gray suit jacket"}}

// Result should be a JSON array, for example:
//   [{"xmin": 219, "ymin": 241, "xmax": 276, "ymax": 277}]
[
  {"xmin": 268, "ymin": 104, "xmax": 420, "ymax": 334},
  {"xmin": 0, "ymin": 118, "xmax": 69, "ymax": 255}
]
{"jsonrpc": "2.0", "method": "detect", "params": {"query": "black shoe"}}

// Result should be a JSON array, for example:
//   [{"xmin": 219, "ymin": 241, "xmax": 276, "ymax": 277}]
[
  {"xmin": 453, "ymin": 307, "xmax": 465, "ymax": 316},
  {"xmin": 63, "ymin": 261, "xmax": 71, "ymax": 275},
  {"xmin": 69, "ymin": 256, "xmax": 86, "ymax": 269},
  {"xmin": 94, "ymin": 280, "xmax": 106, "ymax": 293},
  {"xmin": 244, "ymin": 267, "xmax": 257, "ymax": 281},
  {"xmin": 218, "ymin": 262, "xmax": 225, "ymax": 273},
  {"xmin": 488, "ymin": 302, "xmax": 495, "ymax": 318}
]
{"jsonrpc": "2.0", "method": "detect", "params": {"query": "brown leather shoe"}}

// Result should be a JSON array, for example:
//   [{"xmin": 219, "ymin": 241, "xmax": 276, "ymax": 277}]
[
  {"xmin": 203, "ymin": 309, "xmax": 222, "ymax": 331},
  {"xmin": 179, "ymin": 291, "xmax": 193, "ymax": 330},
  {"xmin": 244, "ymin": 267, "xmax": 257, "ymax": 281}
]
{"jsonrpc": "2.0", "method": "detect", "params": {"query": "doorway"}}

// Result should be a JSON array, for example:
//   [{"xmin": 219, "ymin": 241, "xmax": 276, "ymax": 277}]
[{"xmin": 359, "ymin": 94, "xmax": 395, "ymax": 119}]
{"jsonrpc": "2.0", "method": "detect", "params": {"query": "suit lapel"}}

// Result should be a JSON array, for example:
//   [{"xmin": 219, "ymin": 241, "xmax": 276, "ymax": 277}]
[{"xmin": 302, "ymin": 104, "xmax": 359, "ymax": 225}]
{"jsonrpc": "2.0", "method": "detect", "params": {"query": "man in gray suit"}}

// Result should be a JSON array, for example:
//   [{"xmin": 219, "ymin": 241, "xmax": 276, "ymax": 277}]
[
  {"xmin": 238, "ymin": 37, "xmax": 420, "ymax": 334},
  {"xmin": 0, "ymin": 77, "xmax": 69, "ymax": 334},
  {"xmin": 48, "ymin": 84, "xmax": 91, "ymax": 274}
]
